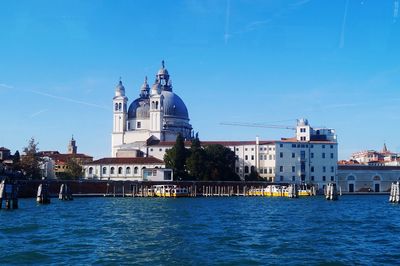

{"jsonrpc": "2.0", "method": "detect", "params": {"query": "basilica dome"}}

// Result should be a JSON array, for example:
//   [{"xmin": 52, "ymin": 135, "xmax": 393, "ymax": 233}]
[{"xmin": 127, "ymin": 91, "xmax": 189, "ymax": 120}]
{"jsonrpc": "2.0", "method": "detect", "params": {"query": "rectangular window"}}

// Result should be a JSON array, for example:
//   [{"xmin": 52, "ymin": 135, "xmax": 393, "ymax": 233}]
[
  {"xmin": 269, "ymin": 168, "xmax": 272, "ymax": 174},
  {"xmin": 331, "ymin": 176, "xmax": 334, "ymax": 181},
  {"xmin": 311, "ymin": 153, "xmax": 314, "ymax": 158},
  {"xmin": 330, "ymin": 153, "xmax": 334, "ymax": 159},
  {"xmin": 280, "ymin": 176, "xmax": 284, "ymax": 181},
  {"xmin": 331, "ymin": 166, "xmax": 334, "ymax": 173},
  {"xmin": 311, "ymin": 166, "xmax": 314, "ymax": 172},
  {"xmin": 310, "ymin": 145, "xmax": 314, "ymax": 148},
  {"xmin": 245, "ymin": 155, "xmax": 248, "ymax": 160},
  {"xmin": 137, "ymin": 121, "xmax": 141, "ymax": 128},
  {"xmin": 251, "ymin": 155, "xmax": 254, "ymax": 160},
  {"xmin": 292, "ymin": 144, "xmax": 296, "ymax": 148},
  {"xmin": 323, "ymin": 176, "xmax": 326, "ymax": 181},
  {"xmin": 322, "ymin": 145, "xmax": 325, "ymax": 148},
  {"xmin": 280, "ymin": 166, "xmax": 283, "ymax": 172},
  {"xmin": 322, "ymin": 153, "xmax": 325, "ymax": 159},
  {"xmin": 323, "ymin": 166, "xmax": 326, "ymax": 172},
  {"xmin": 280, "ymin": 143, "xmax": 283, "ymax": 147},
  {"xmin": 292, "ymin": 166, "xmax": 295, "ymax": 172},
  {"xmin": 292, "ymin": 153, "xmax": 295, "ymax": 158},
  {"xmin": 245, "ymin": 148, "xmax": 248, "ymax": 151},
  {"xmin": 280, "ymin": 152, "xmax": 283, "ymax": 158},
  {"xmin": 330, "ymin": 145, "xmax": 334, "ymax": 149},
  {"xmin": 251, "ymin": 148, "xmax": 254, "ymax": 151},
  {"xmin": 311, "ymin": 176, "xmax": 315, "ymax": 181},
  {"xmin": 300, "ymin": 151, "xmax": 305, "ymax": 160},
  {"xmin": 269, "ymin": 155, "xmax": 272, "ymax": 160},
  {"xmin": 292, "ymin": 176, "xmax": 296, "ymax": 181}
]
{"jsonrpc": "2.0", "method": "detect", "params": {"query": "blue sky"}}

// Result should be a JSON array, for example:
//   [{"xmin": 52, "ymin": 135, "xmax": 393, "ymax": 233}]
[{"xmin": 1, "ymin": 0, "xmax": 399, "ymax": 159}]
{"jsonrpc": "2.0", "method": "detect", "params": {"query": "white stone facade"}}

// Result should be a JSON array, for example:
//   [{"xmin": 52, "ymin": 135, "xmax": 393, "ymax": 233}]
[
  {"xmin": 84, "ymin": 157, "xmax": 165, "ymax": 181},
  {"xmin": 338, "ymin": 165, "xmax": 400, "ymax": 193}
]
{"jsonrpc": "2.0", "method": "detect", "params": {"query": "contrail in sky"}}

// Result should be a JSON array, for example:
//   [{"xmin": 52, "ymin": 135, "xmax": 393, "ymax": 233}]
[
  {"xmin": 0, "ymin": 83, "xmax": 14, "ymax": 89},
  {"xmin": 224, "ymin": 0, "xmax": 231, "ymax": 44},
  {"xmin": 339, "ymin": 0, "xmax": 349, "ymax": 49},
  {"xmin": 30, "ymin": 109, "xmax": 48, "ymax": 118},
  {"xmin": 29, "ymin": 89, "xmax": 109, "ymax": 110}
]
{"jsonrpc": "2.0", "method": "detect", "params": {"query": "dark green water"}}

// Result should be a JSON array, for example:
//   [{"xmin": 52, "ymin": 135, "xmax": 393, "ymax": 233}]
[{"xmin": 1, "ymin": 196, "xmax": 400, "ymax": 265}]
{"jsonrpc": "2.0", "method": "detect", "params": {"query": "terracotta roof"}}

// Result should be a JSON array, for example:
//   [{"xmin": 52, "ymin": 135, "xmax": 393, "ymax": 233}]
[
  {"xmin": 86, "ymin": 157, "xmax": 164, "ymax": 165},
  {"xmin": 47, "ymin": 153, "xmax": 93, "ymax": 162},
  {"xmin": 150, "ymin": 140, "xmax": 275, "ymax": 147},
  {"xmin": 338, "ymin": 165, "xmax": 400, "ymax": 171}
]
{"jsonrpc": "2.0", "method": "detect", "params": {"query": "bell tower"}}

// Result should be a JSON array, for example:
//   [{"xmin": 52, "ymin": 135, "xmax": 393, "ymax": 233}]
[
  {"xmin": 67, "ymin": 135, "xmax": 77, "ymax": 154},
  {"xmin": 112, "ymin": 79, "xmax": 128, "ymax": 156}
]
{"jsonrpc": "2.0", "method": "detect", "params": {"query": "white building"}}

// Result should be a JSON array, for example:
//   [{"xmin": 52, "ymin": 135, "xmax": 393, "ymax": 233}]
[
  {"xmin": 112, "ymin": 61, "xmax": 193, "ymax": 157},
  {"xmin": 338, "ymin": 165, "xmax": 400, "ymax": 193},
  {"xmin": 83, "ymin": 157, "xmax": 166, "ymax": 181}
]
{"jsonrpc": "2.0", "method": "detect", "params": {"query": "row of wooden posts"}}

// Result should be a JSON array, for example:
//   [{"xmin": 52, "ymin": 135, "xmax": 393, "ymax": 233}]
[{"xmin": 5, "ymin": 180, "xmax": 400, "ymax": 209}]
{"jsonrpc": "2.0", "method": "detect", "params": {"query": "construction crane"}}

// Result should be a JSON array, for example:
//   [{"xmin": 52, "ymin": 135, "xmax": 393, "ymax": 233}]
[{"xmin": 219, "ymin": 121, "xmax": 296, "ymax": 130}]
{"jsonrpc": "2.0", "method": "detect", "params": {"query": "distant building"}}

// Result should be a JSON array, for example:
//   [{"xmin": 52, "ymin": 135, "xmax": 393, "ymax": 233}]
[
  {"xmin": 83, "ymin": 157, "xmax": 166, "ymax": 181},
  {"xmin": 338, "ymin": 165, "xmax": 400, "ymax": 193},
  {"xmin": 0, "ymin": 147, "xmax": 11, "ymax": 161},
  {"xmin": 350, "ymin": 144, "xmax": 399, "ymax": 166},
  {"xmin": 38, "ymin": 137, "xmax": 93, "ymax": 179}
]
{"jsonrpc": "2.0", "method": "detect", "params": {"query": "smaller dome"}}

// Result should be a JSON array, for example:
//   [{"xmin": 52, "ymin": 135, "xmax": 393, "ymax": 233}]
[
  {"xmin": 157, "ymin": 60, "xmax": 169, "ymax": 76},
  {"xmin": 115, "ymin": 80, "xmax": 125, "ymax": 97},
  {"xmin": 140, "ymin": 76, "xmax": 150, "ymax": 98}
]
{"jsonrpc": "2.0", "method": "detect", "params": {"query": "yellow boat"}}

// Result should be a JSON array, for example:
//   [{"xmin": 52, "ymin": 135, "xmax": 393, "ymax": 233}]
[
  {"xmin": 263, "ymin": 185, "xmax": 288, "ymax": 197},
  {"xmin": 153, "ymin": 185, "xmax": 189, "ymax": 197}
]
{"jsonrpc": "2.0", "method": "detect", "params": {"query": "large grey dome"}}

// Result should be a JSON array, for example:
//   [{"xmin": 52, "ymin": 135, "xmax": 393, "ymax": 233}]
[
  {"xmin": 127, "ymin": 91, "xmax": 188, "ymax": 120},
  {"xmin": 161, "ymin": 91, "xmax": 189, "ymax": 119}
]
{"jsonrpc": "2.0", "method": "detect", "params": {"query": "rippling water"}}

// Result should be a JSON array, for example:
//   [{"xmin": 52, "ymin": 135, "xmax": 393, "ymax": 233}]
[{"xmin": 1, "ymin": 196, "xmax": 400, "ymax": 265}]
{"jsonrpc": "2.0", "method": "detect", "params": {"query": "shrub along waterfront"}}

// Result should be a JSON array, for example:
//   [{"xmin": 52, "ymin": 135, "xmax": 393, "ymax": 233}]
[{"xmin": 164, "ymin": 134, "xmax": 241, "ymax": 181}]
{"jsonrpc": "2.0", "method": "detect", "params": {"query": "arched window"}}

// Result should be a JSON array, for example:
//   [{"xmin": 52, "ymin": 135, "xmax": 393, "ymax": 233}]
[
  {"xmin": 110, "ymin": 167, "xmax": 115, "ymax": 174},
  {"xmin": 115, "ymin": 103, "xmax": 118, "ymax": 111},
  {"xmin": 126, "ymin": 167, "xmax": 131, "ymax": 174},
  {"xmin": 118, "ymin": 103, "xmax": 122, "ymax": 111},
  {"xmin": 142, "ymin": 167, "xmax": 146, "ymax": 170},
  {"xmin": 244, "ymin": 166, "xmax": 249, "ymax": 174},
  {"xmin": 89, "ymin": 167, "xmax": 93, "ymax": 175},
  {"xmin": 102, "ymin": 167, "xmax": 107, "ymax": 175},
  {"xmin": 347, "ymin": 175, "xmax": 355, "ymax": 181},
  {"xmin": 250, "ymin": 166, "xmax": 255, "ymax": 173},
  {"xmin": 151, "ymin": 101, "xmax": 155, "ymax": 109},
  {"xmin": 134, "ymin": 167, "xmax": 138, "ymax": 174},
  {"xmin": 118, "ymin": 167, "xmax": 123, "ymax": 174},
  {"xmin": 155, "ymin": 101, "xmax": 159, "ymax": 109}
]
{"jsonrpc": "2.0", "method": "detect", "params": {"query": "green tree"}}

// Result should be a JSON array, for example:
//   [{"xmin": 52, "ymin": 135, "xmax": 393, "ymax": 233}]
[
  {"xmin": 164, "ymin": 133, "xmax": 188, "ymax": 180},
  {"xmin": 62, "ymin": 157, "xmax": 83, "ymax": 180},
  {"xmin": 186, "ymin": 137, "xmax": 206, "ymax": 180},
  {"xmin": 12, "ymin": 150, "xmax": 21, "ymax": 171},
  {"xmin": 245, "ymin": 170, "xmax": 260, "ymax": 181},
  {"xmin": 203, "ymin": 144, "xmax": 240, "ymax": 181},
  {"xmin": 20, "ymin": 138, "xmax": 43, "ymax": 179}
]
